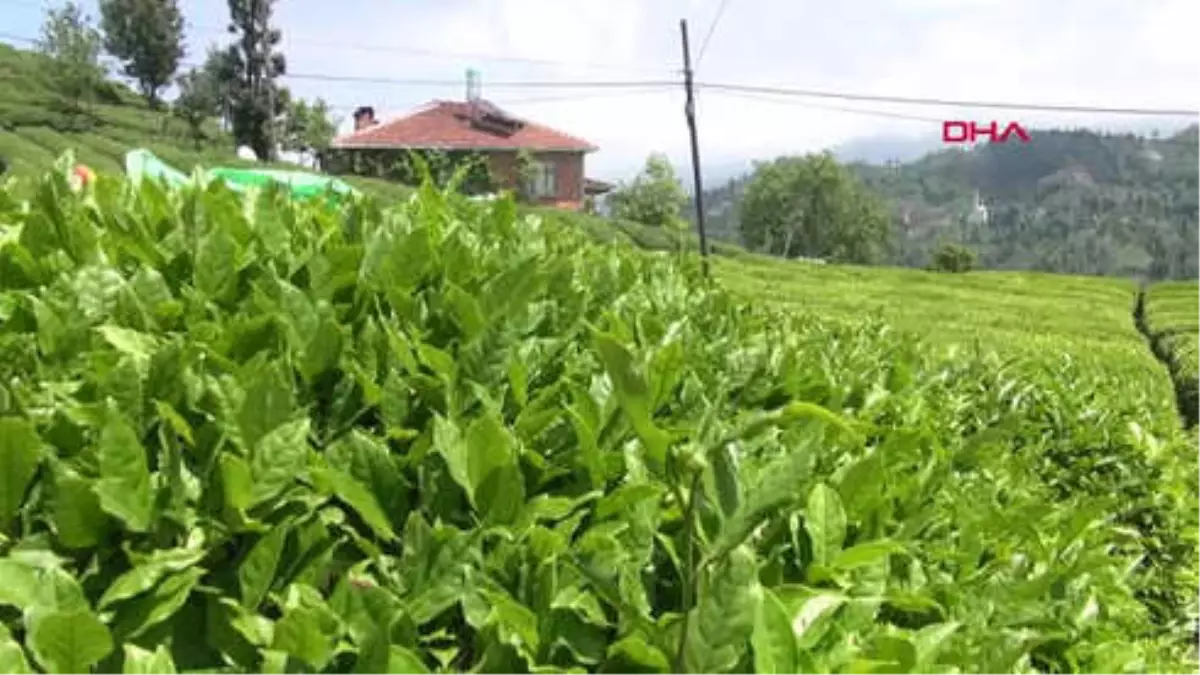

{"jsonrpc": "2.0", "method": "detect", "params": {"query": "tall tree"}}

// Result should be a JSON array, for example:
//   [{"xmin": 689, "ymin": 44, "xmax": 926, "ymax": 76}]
[
  {"xmin": 609, "ymin": 153, "xmax": 687, "ymax": 227},
  {"xmin": 225, "ymin": 0, "xmax": 287, "ymax": 161},
  {"xmin": 99, "ymin": 0, "xmax": 185, "ymax": 108},
  {"xmin": 739, "ymin": 152, "xmax": 892, "ymax": 264},
  {"xmin": 173, "ymin": 66, "xmax": 219, "ymax": 147},
  {"xmin": 36, "ymin": 2, "xmax": 104, "ymax": 118}
]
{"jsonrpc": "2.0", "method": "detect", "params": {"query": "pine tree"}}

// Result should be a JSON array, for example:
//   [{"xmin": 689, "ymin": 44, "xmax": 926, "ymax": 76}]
[{"xmin": 225, "ymin": 0, "xmax": 287, "ymax": 160}]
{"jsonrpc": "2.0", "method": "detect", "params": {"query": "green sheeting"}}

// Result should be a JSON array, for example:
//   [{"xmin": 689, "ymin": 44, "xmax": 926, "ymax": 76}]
[
  {"xmin": 208, "ymin": 167, "xmax": 355, "ymax": 198},
  {"xmin": 124, "ymin": 148, "xmax": 357, "ymax": 201},
  {"xmin": 124, "ymin": 148, "xmax": 192, "ymax": 189}
]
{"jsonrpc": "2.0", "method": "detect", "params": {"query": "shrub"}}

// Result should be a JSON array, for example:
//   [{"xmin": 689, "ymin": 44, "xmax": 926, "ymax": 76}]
[{"xmin": 929, "ymin": 242, "xmax": 977, "ymax": 272}]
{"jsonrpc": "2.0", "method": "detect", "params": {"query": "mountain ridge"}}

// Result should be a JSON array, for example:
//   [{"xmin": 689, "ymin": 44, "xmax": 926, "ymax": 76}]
[{"xmin": 688, "ymin": 124, "xmax": 1199, "ymax": 279}]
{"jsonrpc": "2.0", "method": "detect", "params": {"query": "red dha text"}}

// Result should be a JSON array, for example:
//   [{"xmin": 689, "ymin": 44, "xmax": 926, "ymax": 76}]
[{"xmin": 942, "ymin": 121, "xmax": 1032, "ymax": 144}]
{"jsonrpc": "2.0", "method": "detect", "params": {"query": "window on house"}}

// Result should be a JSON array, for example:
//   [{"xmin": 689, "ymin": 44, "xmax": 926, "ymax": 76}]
[{"xmin": 524, "ymin": 159, "xmax": 557, "ymax": 198}]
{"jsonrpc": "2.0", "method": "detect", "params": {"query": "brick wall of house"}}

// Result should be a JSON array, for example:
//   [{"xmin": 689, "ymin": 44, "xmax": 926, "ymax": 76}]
[{"xmin": 487, "ymin": 151, "xmax": 585, "ymax": 210}]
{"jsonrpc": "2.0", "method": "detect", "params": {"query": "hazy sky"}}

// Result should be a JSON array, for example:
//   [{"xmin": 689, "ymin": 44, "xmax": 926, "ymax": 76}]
[{"xmin": 3, "ymin": 0, "xmax": 1197, "ymax": 179}]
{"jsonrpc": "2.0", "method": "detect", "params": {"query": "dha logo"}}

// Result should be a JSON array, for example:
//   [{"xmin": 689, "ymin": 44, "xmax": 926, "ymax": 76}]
[{"xmin": 943, "ymin": 121, "xmax": 1031, "ymax": 144}]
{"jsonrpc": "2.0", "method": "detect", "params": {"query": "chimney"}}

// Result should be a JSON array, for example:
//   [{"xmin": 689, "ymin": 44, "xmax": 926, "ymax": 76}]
[
  {"xmin": 352, "ymin": 106, "xmax": 377, "ymax": 131},
  {"xmin": 466, "ymin": 68, "xmax": 481, "ymax": 104}
]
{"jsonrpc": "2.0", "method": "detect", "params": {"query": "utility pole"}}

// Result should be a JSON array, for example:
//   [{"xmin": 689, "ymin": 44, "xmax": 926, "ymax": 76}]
[{"xmin": 679, "ymin": 19, "xmax": 711, "ymax": 277}]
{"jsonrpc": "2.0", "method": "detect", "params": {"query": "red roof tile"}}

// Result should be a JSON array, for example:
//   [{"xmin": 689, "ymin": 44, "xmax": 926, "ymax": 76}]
[{"xmin": 331, "ymin": 100, "xmax": 597, "ymax": 152}]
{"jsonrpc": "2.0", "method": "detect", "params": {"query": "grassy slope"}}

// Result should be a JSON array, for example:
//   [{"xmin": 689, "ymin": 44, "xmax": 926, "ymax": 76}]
[{"xmin": 0, "ymin": 43, "xmax": 296, "ymax": 183}]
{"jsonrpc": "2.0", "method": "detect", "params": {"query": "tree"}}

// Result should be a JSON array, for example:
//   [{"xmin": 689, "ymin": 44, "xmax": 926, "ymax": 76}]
[
  {"xmin": 198, "ymin": 47, "xmax": 238, "ymax": 130},
  {"xmin": 225, "ymin": 0, "xmax": 287, "ymax": 160},
  {"xmin": 609, "ymin": 153, "xmax": 687, "ymax": 227},
  {"xmin": 173, "ymin": 67, "xmax": 219, "ymax": 147},
  {"xmin": 929, "ymin": 242, "xmax": 977, "ymax": 273},
  {"xmin": 739, "ymin": 152, "xmax": 891, "ymax": 264},
  {"xmin": 36, "ymin": 2, "xmax": 105, "ymax": 118},
  {"xmin": 98, "ymin": 0, "xmax": 184, "ymax": 108},
  {"xmin": 514, "ymin": 149, "xmax": 538, "ymax": 203},
  {"xmin": 282, "ymin": 97, "xmax": 337, "ymax": 166}
]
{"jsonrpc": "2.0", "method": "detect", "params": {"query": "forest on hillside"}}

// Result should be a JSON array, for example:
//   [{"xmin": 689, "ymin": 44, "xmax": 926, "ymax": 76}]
[{"xmin": 694, "ymin": 125, "xmax": 1199, "ymax": 280}]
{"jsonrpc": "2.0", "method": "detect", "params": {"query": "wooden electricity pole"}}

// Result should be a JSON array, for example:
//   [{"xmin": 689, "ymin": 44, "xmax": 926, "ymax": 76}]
[{"xmin": 679, "ymin": 19, "xmax": 711, "ymax": 278}]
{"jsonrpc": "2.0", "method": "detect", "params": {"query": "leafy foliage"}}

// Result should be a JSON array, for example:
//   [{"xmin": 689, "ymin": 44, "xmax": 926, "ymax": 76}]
[
  {"xmin": 35, "ymin": 2, "xmax": 105, "ymax": 120},
  {"xmin": 1144, "ymin": 281, "xmax": 1199, "ymax": 428},
  {"xmin": 854, "ymin": 127, "xmax": 1200, "ymax": 278},
  {"xmin": 321, "ymin": 148, "xmax": 494, "ymax": 195},
  {"xmin": 610, "ymin": 153, "xmax": 688, "ymax": 228},
  {"xmin": 98, "ymin": 0, "xmax": 185, "ymax": 108},
  {"xmin": 739, "ymin": 152, "xmax": 892, "ymax": 264},
  {"xmin": 172, "ymin": 67, "xmax": 220, "ymax": 148},
  {"xmin": 196, "ymin": 46, "xmax": 238, "ymax": 131},
  {"xmin": 281, "ymin": 98, "xmax": 337, "ymax": 165},
  {"xmin": 514, "ymin": 148, "xmax": 538, "ymax": 204},
  {"xmin": 0, "ymin": 157, "xmax": 1195, "ymax": 673},
  {"xmin": 928, "ymin": 242, "xmax": 976, "ymax": 273}
]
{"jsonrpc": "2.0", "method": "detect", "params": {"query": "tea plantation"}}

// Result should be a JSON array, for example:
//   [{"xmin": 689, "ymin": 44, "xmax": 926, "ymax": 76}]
[
  {"xmin": 0, "ymin": 163, "xmax": 1196, "ymax": 674},
  {"xmin": 1144, "ymin": 281, "xmax": 1200, "ymax": 427}
]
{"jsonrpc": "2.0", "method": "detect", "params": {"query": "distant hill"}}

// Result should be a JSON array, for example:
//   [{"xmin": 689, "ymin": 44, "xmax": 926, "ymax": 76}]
[
  {"xmin": 691, "ymin": 126, "xmax": 1199, "ymax": 280},
  {"xmin": 831, "ymin": 134, "xmax": 943, "ymax": 164}
]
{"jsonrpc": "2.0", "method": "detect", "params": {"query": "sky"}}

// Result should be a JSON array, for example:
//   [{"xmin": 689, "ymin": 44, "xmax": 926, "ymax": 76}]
[{"xmin": 2, "ymin": 0, "xmax": 1197, "ymax": 181}]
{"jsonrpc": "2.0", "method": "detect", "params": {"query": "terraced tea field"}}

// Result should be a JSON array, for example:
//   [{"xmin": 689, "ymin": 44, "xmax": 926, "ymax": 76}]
[
  {"xmin": 1144, "ymin": 280, "xmax": 1200, "ymax": 426},
  {"xmin": 0, "ymin": 167, "xmax": 1196, "ymax": 674},
  {"xmin": 716, "ymin": 254, "xmax": 1184, "ymax": 424}
]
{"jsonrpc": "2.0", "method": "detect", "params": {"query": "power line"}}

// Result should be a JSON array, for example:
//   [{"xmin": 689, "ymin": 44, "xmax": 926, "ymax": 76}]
[
  {"xmin": 697, "ymin": 82, "xmax": 1199, "ymax": 117},
  {"xmin": 2, "ymin": 25, "xmax": 1196, "ymax": 119},
  {"xmin": 694, "ymin": 0, "xmax": 732, "ymax": 70},
  {"xmin": 705, "ymin": 88, "xmax": 946, "ymax": 123},
  {"xmin": 319, "ymin": 86, "xmax": 675, "ymax": 111},
  {"xmin": 276, "ymin": 37, "xmax": 668, "ymax": 76},
  {"xmin": 181, "ymin": 23, "xmax": 669, "ymax": 75},
  {"xmin": 493, "ymin": 86, "xmax": 677, "ymax": 107},
  {"xmin": 278, "ymin": 71, "xmax": 677, "ymax": 89},
  {"xmin": 0, "ymin": 0, "xmax": 668, "ymax": 75}
]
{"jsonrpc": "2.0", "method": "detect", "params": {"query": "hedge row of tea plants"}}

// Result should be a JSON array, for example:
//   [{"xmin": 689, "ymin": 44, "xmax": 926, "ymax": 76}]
[
  {"xmin": 1144, "ymin": 281, "xmax": 1199, "ymax": 428},
  {"xmin": 0, "ymin": 162, "xmax": 1195, "ymax": 673}
]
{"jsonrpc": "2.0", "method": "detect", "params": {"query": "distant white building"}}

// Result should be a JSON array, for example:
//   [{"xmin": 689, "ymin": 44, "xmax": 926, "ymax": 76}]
[{"xmin": 967, "ymin": 190, "xmax": 989, "ymax": 226}]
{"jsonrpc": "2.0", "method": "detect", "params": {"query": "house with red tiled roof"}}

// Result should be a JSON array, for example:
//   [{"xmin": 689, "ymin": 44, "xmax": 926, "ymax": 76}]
[{"xmin": 329, "ymin": 96, "xmax": 608, "ymax": 211}]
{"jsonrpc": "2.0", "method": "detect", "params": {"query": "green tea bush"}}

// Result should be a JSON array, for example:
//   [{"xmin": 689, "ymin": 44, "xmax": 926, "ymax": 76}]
[
  {"xmin": 1145, "ymin": 281, "xmax": 1199, "ymax": 428},
  {"xmin": 0, "ymin": 159, "xmax": 1195, "ymax": 673},
  {"xmin": 929, "ymin": 243, "xmax": 977, "ymax": 273}
]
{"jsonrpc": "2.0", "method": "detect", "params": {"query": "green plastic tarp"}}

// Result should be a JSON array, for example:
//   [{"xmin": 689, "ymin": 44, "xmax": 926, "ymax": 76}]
[
  {"xmin": 208, "ymin": 167, "xmax": 356, "ymax": 199},
  {"xmin": 124, "ymin": 148, "xmax": 191, "ymax": 189},
  {"xmin": 124, "ymin": 148, "xmax": 357, "ymax": 201}
]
